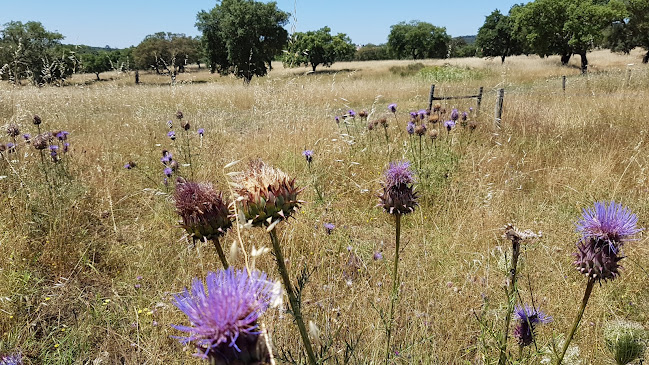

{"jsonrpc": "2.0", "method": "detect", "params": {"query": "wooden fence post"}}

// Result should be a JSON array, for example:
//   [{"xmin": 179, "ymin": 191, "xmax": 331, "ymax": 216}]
[
  {"xmin": 476, "ymin": 86, "xmax": 484, "ymax": 116},
  {"xmin": 428, "ymin": 84, "xmax": 436, "ymax": 111},
  {"xmin": 494, "ymin": 88, "xmax": 504, "ymax": 129},
  {"xmin": 562, "ymin": 75, "xmax": 566, "ymax": 92}
]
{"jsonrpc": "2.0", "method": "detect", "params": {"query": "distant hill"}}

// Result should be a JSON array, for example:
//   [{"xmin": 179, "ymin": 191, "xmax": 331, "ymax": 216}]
[
  {"xmin": 458, "ymin": 35, "xmax": 476, "ymax": 44},
  {"xmin": 63, "ymin": 44, "xmax": 125, "ymax": 54}
]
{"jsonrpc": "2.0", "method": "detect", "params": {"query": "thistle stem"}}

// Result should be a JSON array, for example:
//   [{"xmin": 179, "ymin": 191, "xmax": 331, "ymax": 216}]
[
  {"xmin": 269, "ymin": 228, "xmax": 317, "ymax": 365},
  {"xmin": 418, "ymin": 135, "xmax": 422, "ymax": 171},
  {"xmin": 210, "ymin": 237, "xmax": 229, "ymax": 269},
  {"xmin": 498, "ymin": 237, "xmax": 521, "ymax": 365},
  {"xmin": 385, "ymin": 213, "xmax": 402, "ymax": 364},
  {"xmin": 555, "ymin": 278, "xmax": 595, "ymax": 365}
]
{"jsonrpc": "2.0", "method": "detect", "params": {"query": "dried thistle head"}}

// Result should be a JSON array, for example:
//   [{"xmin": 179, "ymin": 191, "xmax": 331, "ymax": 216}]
[
  {"xmin": 232, "ymin": 159, "xmax": 304, "ymax": 228},
  {"xmin": 33, "ymin": 115, "xmax": 42, "ymax": 125},
  {"xmin": 428, "ymin": 129, "xmax": 439, "ymax": 141},
  {"xmin": 433, "ymin": 103, "xmax": 441, "ymax": 112},
  {"xmin": 182, "ymin": 120, "xmax": 190, "ymax": 131},
  {"xmin": 379, "ymin": 117, "xmax": 388, "ymax": 128},
  {"xmin": 176, "ymin": 110, "xmax": 184, "ymax": 120},
  {"xmin": 367, "ymin": 120, "xmax": 375, "ymax": 131},
  {"xmin": 358, "ymin": 109, "xmax": 368, "ymax": 120},
  {"xmin": 468, "ymin": 120, "xmax": 478, "ymax": 131},
  {"xmin": 174, "ymin": 180, "xmax": 232, "ymax": 240},
  {"xmin": 33, "ymin": 133, "xmax": 50, "ymax": 150},
  {"xmin": 415, "ymin": 124, "xmax": 427, "ymax": 136},
  {"xmin": 6, "ymin": 124, "xmax": 20, "ymax": 138},
  {"xmin": 429, "ymin": 114, "xmax": 439, "ymax": 124}
]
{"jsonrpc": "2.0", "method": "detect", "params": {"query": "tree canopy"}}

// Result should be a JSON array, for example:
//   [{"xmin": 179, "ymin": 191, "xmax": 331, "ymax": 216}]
[
  {"xmin": 196, "ymin": 0, "xmax": 289, "ymax": 83},
  {"xmin": 0, "ymin": 21, "xmax": 77, "ymax": 85},
  {"xmin": 283, "ymin": 26, "xmax": 356, "ymax": 72},
  {"xmin": 133, "ymin": 32, "xmax": 200, "ymax": 74},
  {"xmin": 606, "ymin": 0, "xmax": 649, "ymax": 62},
  {"xmin": 476, "ymin": 9, "xmax": 522, "ymax": 63},
  {"xmin": 511, "ymin": 0, "xmax": 616, "ymax": 72},
  {"xmin": 387, "ymin": 21, "xmax": 450, "ymax": 60}
]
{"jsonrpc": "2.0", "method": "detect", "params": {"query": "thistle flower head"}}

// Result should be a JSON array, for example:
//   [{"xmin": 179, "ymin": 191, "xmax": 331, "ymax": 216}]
[
  {"xmin": 32, "ymin": 133, "xmax": 50, "ymax": 150},
  {"xmin": 334, "ymin": 116, "xmax": 340, "ymax": 124},
  {"xmin": 168, "ymin": 131, "xmax": 176, "ymax": 140},
  {"xmin": 513, "ymin": 304, "xmax": 552, "ymax": 347},
  {"xmin": 182, "ymin": 120, "xmax": 191, "ymax": 131},
  {"xmin": 232, "ymin": 160, "xmax": 303, "ymax": 227},
  {"xmin": 461, "ymin": 111, "xmax": 468, "ymax": 121},
  {"xmin": 348, "ymin": 109, "xmax": 356, "ymax": 118},
  {"xmin": 198, "ymin": 128, "xmax": 205, "ymax": 136},
  {"xmin": 433, "ymin": 103, "xmax": 441, "ymax": 112},
  {"xmin": 429, "ymin": 114, "xmax": 439, "ymax": 124},
  {"xmin": 56, "ymin": 130, "xmax": 69, "ymax": 141},
  {"xmin": 367, "ymin": 120, "xmax": 375, "ymax": 131},
  {"xmin": 428, "ymin": 129, "xmax": 439, "ymax": 141},
  {"xmin": 6, "ymin": 143, "xmax": 15, "ymax": 153},
  {"xmin": 574, "ymin": 201, "xmax": 641, "ymax": 282},
  {"xmin": 6, "ymin": 124, "xmax": 20, "ymax": 138},
  {"xmin": 415, "ymin": 123, "xmax": 427, "ymax": 136},
  {"xmin": 378, "ymin": 160, "xmax": 418, "ymax": 215},
  {"xmin": 0, "ymin": 353, "xmax": 22, "ymax": 365},
  {"xmin": 323, "ymin": 222, "xmax": 335, "ymax": 235},
  {"xmin": 468, "ymin": 121, "xmax": 478, "ymax": 131},
  {"xmin": 175, "ymin": 180, "xmax": 232, "ymax": 240},
  {"xmin": 406, "ymin": 121, "xmax": 415, "ymax": 135},
  {"xmin": 22, "ymin": 133, "xmax": 30, "ymax": 141},
  {"xmin": 379, "ymin": 117, "xmax": 388, "ymax": 127},
  {"xmin": 388, "ymin": 103, "xmax": 397, "ymax": 113},
  {"xmin": 302, "ymin": 150, "xmax": 313, "ymax": 164},
  {"xmin": 167, "ymin": 120, "xmax": 173, "ymax": 129},
  {"xmin": 164, "ymin": 167, "xmax": 173, "ymax": 177},
  {"xmin": 63, "ymin": 142, "xmax": 69, "ymax": 153},
  {"xmin": 33, "ymin": 115, "xmax": 42, "ymax": 125},
  {"xmin": 444, "ymin": 120, "xmax": 455, "ymax": 132},
  {"xmin": 124, "ymin": 161, "xmax": 136, "ymax": 169},
  {"xmin": 358, "ymin": 110, "xmax": 368, "ymax": 120},
  {"xmin": 451, "ymin": 108, "xmax": 459, "ymax": 121},
  {"xmin": 172, "ymin": 268, "xmax": 277, "ymax": 362},
  {"xmin": 176, "ymin": 110, "xmax": 184, "ymax": 120},
  {"xmin": 409, "ymin": 111, "xmax": 417, "ymax": 120},
  {"xmin": 418, "ymin": 109, "xmax": 427, "ymax": 120}
]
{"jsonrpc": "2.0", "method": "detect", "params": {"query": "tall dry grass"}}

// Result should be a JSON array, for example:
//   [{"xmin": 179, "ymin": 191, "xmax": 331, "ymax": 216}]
[{"xmin": 0, "ymin": 48, "xmax": 648, "ymax": 363}]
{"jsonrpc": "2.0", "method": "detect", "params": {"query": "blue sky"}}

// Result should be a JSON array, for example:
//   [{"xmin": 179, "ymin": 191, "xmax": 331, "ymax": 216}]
[{"xmin": 1, "ymin": 0, "xmax": 522, "ymax": 48}]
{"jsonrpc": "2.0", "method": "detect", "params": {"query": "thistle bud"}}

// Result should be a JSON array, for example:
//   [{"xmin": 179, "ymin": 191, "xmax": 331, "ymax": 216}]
[
  {"xmin": 377, "ymin": 161, "xmax": 418, "ymax": 215},
  {"xmin": 33, "ymin": 133, "xmax": 50, "ymax": 150},
  {"xmin": 174, "ymin": 181, "xmax": 233, "ymax": 240},
  {"xmin": 176, "ymin": 111, "xmax": 184, "ymax": 120},
  {"xmin": 33, "ymin": 115, "xmax": 42, "ymax": 125},
  {"xmin": 6, "ymin": 124, "xmax": 20, "ymax": 138},
  {"xmin": 414, "ymin": 123, "xmax": 427, "ymax": 136}
]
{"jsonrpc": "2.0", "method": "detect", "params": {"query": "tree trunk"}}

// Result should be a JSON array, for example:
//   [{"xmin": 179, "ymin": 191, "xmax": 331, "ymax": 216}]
[
  {"xmin": 579, "ymin": 52, "xmax": 588, "ymax": 74},
  {"xmin": 643, "ymin": 51, "xmax": 649, "ymax": 64},
  {"xmin": 95, "ymin": 72, "xmax": 100, "ymax": 81},
  {"xmin": 311, "ymin": 64, "xmax": 317, "ymax": 72},
  {"xmin": 561, "ymin": 53, "xmax": 571, "ymax": 65},
  {"xmin": 501, "ymin": 54, "xmax": 506, "ymax": 64}
]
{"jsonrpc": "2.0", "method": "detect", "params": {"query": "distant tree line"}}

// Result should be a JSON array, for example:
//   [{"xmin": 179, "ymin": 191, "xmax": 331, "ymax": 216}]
[{"xmin": 3, "ymin": 0, "xmax": 649, "ymax": 85}]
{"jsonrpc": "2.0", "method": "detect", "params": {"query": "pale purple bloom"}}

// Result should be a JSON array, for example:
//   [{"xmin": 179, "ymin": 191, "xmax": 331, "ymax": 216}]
[
  {"xmin": 302, "ymin": 150, "xmax": 313, "ymax": 163},
  {"xmin": 197, "ymin": 128, "xmax": 205, "ymax": 136},
  {"xmin": 450, "ymin": 109, "xmax": 459, "ymax": 121},
  {"xmin": 6, "ymin": 143, "xmax": 15, "ymax": 152},
  {"xmin": 373, "ymin": 252, "xmax": 383, "ymax": 260},
  {"xmin": 461, "ymin": 112, "xmax": 468, "ymax": 121},
  {"xmin": 388, "ymin": 103, "xmax": 397, "ymax": 113},
  {"xmin": 0, "ymin": 353, "xmax": 22, "ymax": 365},
  {"xmin": 513, "ymin": 304, "xmax": 552, "ymax": 347},
  {"xmin": 124, "ymin": 163, "xmax": 133, "ymax": 169},
  {"xmin": 56, "ymin": 131, "xmax": 69, "ymax": 141},
  {"xmin": 348, "ymin": 110, "xmax": 356, "ymax": 118},
  {"xmin": 22, "ymin": 134, "xmax": 30, "ymax": 141},
  {"xmin": 63, "ymin": 142, "xmax": 69, "ymax": 153},
  {"xmin": 161, "ymin": 153, "xmax": 172, "ymax": 165},
  {"xmin": 384, "ymin": 160, "xmax": 415, "ymax": 187},
  {"xmin": 167, "ymin": 131, "xmax": 176, "ymax": 140},
  {"xmin": 576, "ymin": 201, "xmax": 641, "ymax": 252},
  {"xmin": 444, "ymin": 120, "xmax": 455, "ymax": 131},
  {"xmin": 335, "ymin": 116, "xmax": 340, "ymax": 124},
  {"xmin": 406, "ymin": 121, "xmax": 415, "ymax": 135},
  {"xmin": 49, "ymin": 145, "xmax": 58, "ymax": 151},
  {"xmin": 166, "ymin": 120, "xmax": 173, "ymax": 129},
  {"xmin": 323, "ymin": 223, "xmax": 335, "ymax": 234},
  {"xmin": 418, "ymin": 109, "xmax": 427, "ymax": 120},
  {"xmin": 172, "ymin": 268, "xmax": 277, "ymax": 359},
  {"xmin": 164, "ymin": 167, "xmax": 173, "ymax": 177},
  {"xmin": 409, "ymin": 111, "xmax": 417, "ymax": 120}
]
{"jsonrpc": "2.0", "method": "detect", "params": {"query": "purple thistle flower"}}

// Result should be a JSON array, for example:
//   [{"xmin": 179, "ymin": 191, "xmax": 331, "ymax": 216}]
[
  {"xmin": 348, "ymin": 109, "xmax": 356, "ymax": 118},
  {"xmin": 323, "ymin": 222, "xmax": 335, "ymax": 235},
  {"xmin": 576, "ymin": 201, "xmax": 641, "ymax": 250},
  {"xmin": 388, "ymin": 103, "xmax": 397, "ymax": 113},
  {"xmin": 124, "ymin": 163, "xmax": 133, "ymax": 169},
  {"xmin": 166, "ymin": 120, "xmax": 173, "ymax": 129},
  {"xmin": 378, "ymin": 160, "xmax": 418, "ymax": 215},
  {"xmin": 6, "ymin": 143, "xmax": 15, "ymax": 152},
  {"xmin": 22, "ymin": 133, "xmax": 31, "ymax": 141},
  {"xmin": 172, "ymin": 268, "xmax": 277, "ymax": 360},
  {"xmin": 406, "ymin": 121, "xmax": 415, "ymax": 135},
  {"xmin": 49, "ymin": 145, "xmax": 58, "ymax": 151},
  {"xmin": 302, "ymin": 150, "xmax": 313, "ymax": 164},
  {"xmin": 444, "ymin": 120, "xmax": 455, "ymax": 132},
  {"xmin": 450, "ymin": 108, "xmax": 459, "ymax": 121},
  {"xmin": 56, "ymin": 131, "xmax": 69, "ymax": 141},
  {"xmin": 0, "ymin": 353, "xmax": 22, "ymax": 365},
  {"xmin": 197, "ymin": 128, "xmax": 205, "ymax": 137},
  {"xmin": 334, "ymin": 116, "xmax": 340, "ymax": 124},
  {"xmin": 63, "ymin": 142, "xmax": 69, "ymax": 153},
  {"xmin": 461, "ymin": 112, "xmax": 468, "ymax": 121},
  {"xmin": 418, "ymin": 109, "xmax": 427, "ymax": 120},
  {"xmin": 167, "ymin": 131, "xmax": 176, "ymax": 140},
  {"xmin": 373, "ymin": 252, "xmax": 383, "ymax": 260},
  {"xmin": 164, "ymin": 167, "xmax": 173, "ymax": 177},
  {"xmin": 384, "ymin": 160, "xmax": 415, "ymax": 187},
  {"xmin": 409, "ymin": 111, "xmax": 417, "ymax": 120},
  {"xmin": 513, "ymin": 304, "xmax": 552, "ymax": 347},
  {"xmin": 161, "ymin": 153, "xmax": 172, "ymax": 165}
]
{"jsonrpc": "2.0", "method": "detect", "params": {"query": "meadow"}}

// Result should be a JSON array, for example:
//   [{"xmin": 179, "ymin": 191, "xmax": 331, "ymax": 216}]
[{"xmin": 0, "ymin": 48, "xmax": 648, "ymax": 364}]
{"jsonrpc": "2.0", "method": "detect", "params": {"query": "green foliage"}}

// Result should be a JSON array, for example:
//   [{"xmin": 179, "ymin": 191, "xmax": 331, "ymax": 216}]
[
  {"xmin": 354, "ymin": 43, "xmax": 390, "ymax": 61},
  {"xmin": 476, "ymin": 9, "xmax": 522, "ymax": 63},
  {"xmin": 283, "ymin": 26, "xmax": 356, "ymax": 71},
  {"xmin": 196, "ymin": 0, "xmax": 289, "ymax": 82},
  {"xmin": 387, "ymin": 21, "xmax": 450, "ymax": 60},
  {"xmin": 606, "ymin": 0, "xmax": 649, "ymax": 62},
  {"xmin": 604, "ymin": 320, "xmax": 647, "ymax": 365},
  {"xmin": 388, "ymin": 62, "xmax": 426, "ymax": 77},
  {"xmin": 511, "ymin": 0, "xmax": 617, "ymax": 70},
  {"xmin": 0, "ymin": 21, "xmax": 77, "ymax": 85},
  {"xmin": 418, "ymin": 65, "xmax": 489, "ymax": 82},
  {"xmin": 448, "ymin": 37, "xmax": 477, "ymax": 58},
  {"xmin": 82, "ymin": 52, "xmax": 112, "ymax": 80},
  {"xmin": 133, "ymin": 32, "xmax": 200, "ymax": 74}
]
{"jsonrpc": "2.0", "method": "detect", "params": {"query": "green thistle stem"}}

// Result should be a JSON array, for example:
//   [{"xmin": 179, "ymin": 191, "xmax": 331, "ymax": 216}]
[
  {"xmin": 269, "ymin": 228, "xmax": 318, "ymax": 365},
  {"xmin": 556, "ymin": 278, "xmax": 595, "ymax": 365},
  {"xmin": 498, "ymin": 237, "xmax": 521, "ymax": 365},
  {"xmin": 307, "ymin": 163, "xmax": 323, "ymax": 202},
  {"xmin": 418, "ymin": 135, "xmax": 422, "ymax": 171},
  {"xmin": 184, "ymin": 129, "xmax": 194, "ymax": 181},
  {"xmin": 385, "ymin": 213, "xmax": 402, "ymax": 364},
  {"xmin": 210, "ymin": 237, "xmax": 229, "ymax": 269}
]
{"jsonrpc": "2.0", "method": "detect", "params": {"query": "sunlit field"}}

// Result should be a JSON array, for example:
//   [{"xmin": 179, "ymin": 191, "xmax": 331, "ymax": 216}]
[{"xmin": 1, "ymin": 48, "xmax": 648, "ymax": 364}]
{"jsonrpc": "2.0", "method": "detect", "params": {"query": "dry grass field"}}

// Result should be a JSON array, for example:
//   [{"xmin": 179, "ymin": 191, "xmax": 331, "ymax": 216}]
[{"xmin": 0, "ymin": 48, "xmax": 648, "ymax": 364}]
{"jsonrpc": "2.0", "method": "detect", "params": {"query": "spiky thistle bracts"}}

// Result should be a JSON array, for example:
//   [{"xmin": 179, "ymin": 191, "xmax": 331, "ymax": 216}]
[
  {"xmin": 172, "ymin": 268, "xmax": 277, "ymax": 362},
  {"xmin": 174, "ymin": 180, "xmax": 232, "ymax": 240},
  {"xmin": 573, "ymin": 201, "xmax": 642, "ymax": 282},
  {"xmin": 378, "ymin": 160, "xmax": 418, "ymax": 215},
  {"xmin": 232, "ymin": 159, "xmax": 304, "ymax": 227},
  {"xmin": 513, "ymin": 305, "xmax": 552, "ymax": 347}
]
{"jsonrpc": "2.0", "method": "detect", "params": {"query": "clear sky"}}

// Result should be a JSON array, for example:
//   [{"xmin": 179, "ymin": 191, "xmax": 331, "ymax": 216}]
[{"xmin": 1, "ymin": 0, "xmax": 523, "ymax": 48}]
